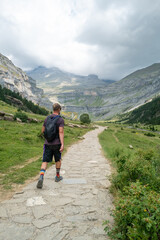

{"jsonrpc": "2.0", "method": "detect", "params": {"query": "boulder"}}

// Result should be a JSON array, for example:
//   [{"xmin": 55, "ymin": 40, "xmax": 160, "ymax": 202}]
[
  {"xmin": 4, "ymin": 116, "xmax": 14, "ymax": 121},
  {"xmin": 5, "ymin": 113, "xmax": 14, "ymax": 117},
  {"xmin": 0, "ymin": 111, "xmax": 5, "ymax": 117},
  {"xmin": 0, "ymin": 116, "xmax": 4, "ymax": 120}
]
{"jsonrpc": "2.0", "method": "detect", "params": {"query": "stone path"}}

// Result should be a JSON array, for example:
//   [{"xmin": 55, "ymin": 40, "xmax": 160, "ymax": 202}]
[{"xmin": 0, "ymin": 126, "xmax": 113, "ymax": 240}]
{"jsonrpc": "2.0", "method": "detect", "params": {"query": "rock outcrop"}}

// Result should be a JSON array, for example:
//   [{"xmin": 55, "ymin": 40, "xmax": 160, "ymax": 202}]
[{"xmin": 0, "ymin": 53, "xmax": 52, "ymax": 110}]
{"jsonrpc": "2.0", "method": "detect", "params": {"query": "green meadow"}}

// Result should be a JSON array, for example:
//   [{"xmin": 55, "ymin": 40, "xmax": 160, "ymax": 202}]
[{"xmin": 99, "ymin": 123, "xmax": 160, "ymax": 161}]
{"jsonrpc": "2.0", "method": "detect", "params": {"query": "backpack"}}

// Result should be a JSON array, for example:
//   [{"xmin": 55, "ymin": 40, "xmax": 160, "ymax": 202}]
[{"xmin": 44, "ymin": 115, "xmax": 61, "ymax": 142}]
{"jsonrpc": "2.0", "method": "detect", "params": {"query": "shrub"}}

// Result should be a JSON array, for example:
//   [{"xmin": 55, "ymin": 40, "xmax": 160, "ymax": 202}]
[
  {"xmin": 14, "ymin": 111, "xmax": 28, "ymax": 122},
  {"xmin": 104, "ymin": 181, "xmax": 160, "ymax": 240},
  {"xmin": 80, "ymin": 113, "xmax": 91, "ymax": 124},
  {"xmin": 112, "ymin": 150, "xmax": 160, "ymax": 192},
  {"xmin": 144, "ymin": 132, "xmax": 155, "ymax": 137}
]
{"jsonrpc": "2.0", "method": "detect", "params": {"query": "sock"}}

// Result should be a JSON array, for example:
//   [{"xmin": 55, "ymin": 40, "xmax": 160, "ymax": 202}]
[
  {"xmin": 56, "ymin": 168, "xmax": 60, "ymax": 177},
  {"xmin": 40, "ymin": 169, "xmax": 45, "ymax": 179}
]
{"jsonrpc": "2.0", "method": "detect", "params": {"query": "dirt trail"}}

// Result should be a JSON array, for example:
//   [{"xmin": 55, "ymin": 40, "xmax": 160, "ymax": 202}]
[{"xmin": 0, "ymin": 126, "xmax": 113, "ymax": 240}]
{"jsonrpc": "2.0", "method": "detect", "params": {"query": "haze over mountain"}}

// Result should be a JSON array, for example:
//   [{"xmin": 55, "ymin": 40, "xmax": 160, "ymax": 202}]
[
  {"xmin": 27, "ymin": 66, "xmax": 115, "ymax": 106},
  {"xmin": 27, "ymin": 63, "xmax": 160, "ymax": 119}
]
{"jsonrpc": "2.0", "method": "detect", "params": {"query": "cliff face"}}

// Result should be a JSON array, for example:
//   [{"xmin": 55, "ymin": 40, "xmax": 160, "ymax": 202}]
[{"xmin": 0, "ymin": 53, "xmax": 52, "ymax": 110}]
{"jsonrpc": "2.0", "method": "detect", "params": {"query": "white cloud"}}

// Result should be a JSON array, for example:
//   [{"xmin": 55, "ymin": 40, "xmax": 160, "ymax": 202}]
[{"xmin": 0, "ymin": 0, "xmax": 160, "ymax": 79}]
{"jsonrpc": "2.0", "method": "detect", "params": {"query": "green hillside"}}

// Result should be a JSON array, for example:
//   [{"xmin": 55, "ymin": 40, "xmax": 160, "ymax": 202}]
[
  {"xmin": 0, "ymin": 85, "xmax": 49, "ymax": 116},
  {"xmin": 117, "ymin": 96, "xmax": 160, "ymax": 125}
]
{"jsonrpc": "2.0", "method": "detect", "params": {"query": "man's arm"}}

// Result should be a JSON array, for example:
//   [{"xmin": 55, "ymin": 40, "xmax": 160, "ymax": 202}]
[
  {"xmin": 59, "ymin": 126, "xmax": 64, "ymax": 153},
  {"xmin": 42, "ymin": 126, "xmax": 45, "ymax": 133}
]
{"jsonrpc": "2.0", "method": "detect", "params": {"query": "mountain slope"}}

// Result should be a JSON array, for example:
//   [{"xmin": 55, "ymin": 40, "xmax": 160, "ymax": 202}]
[
  {"xmin": 122, "ymin": 96, "xmax": 160, "ymax": 124},
  {"xmin": 0, "ymin": 53, "xmax": 52, "ymax": 109},
  {"xmin": 27, "ymin": 64, "xmax": 160, "ymax": 119},
  {"xmin": 96, "ymin": 63, "xmax": 160, "ymax": 118}
]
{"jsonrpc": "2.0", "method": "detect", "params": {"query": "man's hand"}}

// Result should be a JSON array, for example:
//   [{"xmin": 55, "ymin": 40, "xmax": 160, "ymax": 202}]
[{"xmin": 60, "ymin": 144, "xmax": 64, "ymax": 153}]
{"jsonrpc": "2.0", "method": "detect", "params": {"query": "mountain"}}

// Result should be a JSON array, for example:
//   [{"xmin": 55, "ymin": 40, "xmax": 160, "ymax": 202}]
[
  {"xmin": 27, "ymin": 64, "xmax": 160, "ymax": 119},
  {"xmin": 1, "ymin": 52, "xmax": 160, "ymax": 120},
  {"xmin": 119, "ymin": 96, "xmax": 160, "ymax": 125},
  {"xmin": 0, "ymin": 53, "xmax": 52, "ymax": 109},
  {"xmin": 99, "ymin": 63, "xmax": 160, "ymax": 118},
  {"xmin": 27, "ymin": 66, "xmax": 115, "ymax": 115}
]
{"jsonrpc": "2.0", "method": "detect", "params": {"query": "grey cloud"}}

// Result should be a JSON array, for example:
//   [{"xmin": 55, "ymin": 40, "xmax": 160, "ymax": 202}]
[
  {"xmin": 0, "ymin": 0, "xmax": 160, "ymax": 80},
  {"xmin": 77, "ymin": 0, "xmax": 160, "ymax": 79}
]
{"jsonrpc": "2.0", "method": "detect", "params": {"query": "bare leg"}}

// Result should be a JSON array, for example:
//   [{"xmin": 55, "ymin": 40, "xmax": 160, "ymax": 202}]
[
  {"xmin": 41, "ymin": 162, "xmax": 48, "ymax": 170},
  {"xmin": 56, "ymin": 160, "xmax": 61, "ymax": 169}
]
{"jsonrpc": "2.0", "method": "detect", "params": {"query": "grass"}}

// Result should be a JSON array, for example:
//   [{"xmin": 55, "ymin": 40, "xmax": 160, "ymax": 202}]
[
  {"xmin": 98, "ymin": 123, "xmax": 160, "ymax": 239},
  {"xmin": 0, "ymin": 108, "xmax": 92, "ymax": 190},
  {"xmin": 0, "ymin": 100, "xmax": 46, "ymax": 121},
  {"xmin": 99, "ymin": 123, "xmax": 160, "ymax": 162}
]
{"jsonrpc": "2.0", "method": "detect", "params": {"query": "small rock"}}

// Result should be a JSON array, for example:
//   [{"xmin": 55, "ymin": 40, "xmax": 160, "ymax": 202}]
[
  {"xmin": 129, "ymin": 145, "xmax": 134, "ymax": 149},
  {"xmin": 15, "ymin": 191, "xmax": 24, "ymax": 194},
  {"xmin": 27, "ymin": 117, "xmax": 39, "ymax": 123},
  {"xmin": 78, "ymin": 136, "xmax": 84, "ymax": 140},
  {"xmin": 16, "ymin": 117, "xmax": 22, "ymax": 122}
]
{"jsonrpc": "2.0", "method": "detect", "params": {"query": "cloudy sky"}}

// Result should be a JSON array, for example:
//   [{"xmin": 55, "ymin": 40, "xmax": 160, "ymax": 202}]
[{"xmin": 0, "ymin": 0, "xmax": 160, "ymax": 80}]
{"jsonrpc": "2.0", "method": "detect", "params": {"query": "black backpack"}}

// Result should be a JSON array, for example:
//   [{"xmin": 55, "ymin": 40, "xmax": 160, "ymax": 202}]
[{"xmin": 44, "ymin": 115, "xmax": 61, "ymax": 142}]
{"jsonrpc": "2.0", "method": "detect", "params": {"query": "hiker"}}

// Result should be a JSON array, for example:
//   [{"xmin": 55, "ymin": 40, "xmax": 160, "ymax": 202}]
[{"xmin": 37, "ymin": 103, "xmax": 64, "ymax": 189}]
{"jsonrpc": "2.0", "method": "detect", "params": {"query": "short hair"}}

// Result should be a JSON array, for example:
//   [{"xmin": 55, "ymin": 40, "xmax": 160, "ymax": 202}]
[{"xmin": 53, "ymin": 103, "xmax": 61, "ymax": 111}]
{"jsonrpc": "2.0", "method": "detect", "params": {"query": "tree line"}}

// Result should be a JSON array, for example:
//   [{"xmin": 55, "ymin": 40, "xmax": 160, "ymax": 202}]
[{"xmin": 0, "ymin": 85, "xmax": 49, "ymax": 116}]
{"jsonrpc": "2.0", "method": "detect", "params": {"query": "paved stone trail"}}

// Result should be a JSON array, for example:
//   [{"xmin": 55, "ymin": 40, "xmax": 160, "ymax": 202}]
[{"xmin": 0, "ymin": 126, "xmax": 113, "ymax": 240}]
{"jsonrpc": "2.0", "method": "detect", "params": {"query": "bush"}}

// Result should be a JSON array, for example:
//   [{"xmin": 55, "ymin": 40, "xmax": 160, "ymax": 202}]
[
  {"xmin": 112, "ymin": 150, "xmax": 160, "ymax": 192},
  {"xmin": 80, "ymin": 113, "xmax": 91, "ymax": 124},
  {"xmin": 144, "ymin": 132, "xmax": 155, "ymax": 137},
  {"xmin": 14, "ymin": 111, "xmax": 28, "ymax": 122},
  {"xmin": 104, "ymin": 181, "xmax": 160, "ymax": 240}
]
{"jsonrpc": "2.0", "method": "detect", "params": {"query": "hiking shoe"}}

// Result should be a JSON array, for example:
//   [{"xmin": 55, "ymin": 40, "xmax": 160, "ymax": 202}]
[
  {"xmin": 55, "ymin": 176, "xmax": 63, "ymax": 182},
  {"xmin": 37, "ymin": 177, "xmax": 43, "ymax": 189}
]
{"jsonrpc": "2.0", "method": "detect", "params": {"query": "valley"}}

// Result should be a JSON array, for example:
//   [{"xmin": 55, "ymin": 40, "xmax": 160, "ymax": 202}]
[{"xmin": 27, "ymin": 64, "xmax": 160, "ymax": 120}]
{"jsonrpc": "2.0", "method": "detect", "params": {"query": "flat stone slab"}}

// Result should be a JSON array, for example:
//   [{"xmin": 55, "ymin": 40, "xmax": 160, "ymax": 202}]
[
  {"xmin": 32, "ymin": 205, "xmax": 53, "ymax": 219},
  {"xmin": 12, "ymin": 215, "xmax": 33, "ymax": 224},
  {"xmin": 26, "ymin": 196, "xmax": 46, "ymax": 206},
  {"xmin": 32, "ymin": 216, "xmax": 59, "ymax": 229},
  {"xmin": 63, "ymin": 178, "xmax": 87, "ymax": 184},
  {"xmin": 0, "ymin": 207, "xmax": 8, "ymax": 218},
  {"xmin": 0, "ymin": 222, "xmax": 35, "ymax": 240}
]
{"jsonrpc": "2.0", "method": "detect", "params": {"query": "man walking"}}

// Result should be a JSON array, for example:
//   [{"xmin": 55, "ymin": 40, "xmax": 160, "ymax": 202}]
[{"xmin": 37, "ymin": 103, "xmax": 64, "ymax": 189}]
